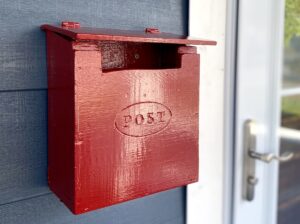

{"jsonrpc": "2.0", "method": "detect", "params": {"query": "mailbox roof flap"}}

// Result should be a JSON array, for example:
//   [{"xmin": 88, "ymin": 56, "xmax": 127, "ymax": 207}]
[{"xmin": 41, "ymin": 24, "xmax": 217, "ymax": 45}]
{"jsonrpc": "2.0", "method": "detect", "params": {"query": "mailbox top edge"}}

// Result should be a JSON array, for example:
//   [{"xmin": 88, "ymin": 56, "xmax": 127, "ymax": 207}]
[{"xmin": 41, "ymin": 24, "xmax": 217, "ymax": 46}]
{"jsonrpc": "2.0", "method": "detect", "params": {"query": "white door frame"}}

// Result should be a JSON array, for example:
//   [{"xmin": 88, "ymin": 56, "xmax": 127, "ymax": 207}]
[
  {"xmin": 187, "ymin": 0, "xmax": 237, "ymax": 224},
  {"xmin": 187, "ymin": 0, "xmax": 286, "ymax": 224},
  {"xmin": 233, "ymin": 0, "xmax": 285, "ymax": 224}
]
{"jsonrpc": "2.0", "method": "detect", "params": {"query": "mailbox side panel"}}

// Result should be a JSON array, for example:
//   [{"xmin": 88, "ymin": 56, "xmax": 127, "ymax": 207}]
[
  {"xmin": 74, "ymin": 48, "xmax": 199, "ymax": 214},
  {"xmin": 46, "ymin": 32, "xmax": 75, "ymax": 210}
]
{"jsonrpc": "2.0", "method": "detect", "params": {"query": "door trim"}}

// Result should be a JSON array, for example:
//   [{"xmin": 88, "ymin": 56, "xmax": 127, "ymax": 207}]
[
  {"xmin": 232, "ymin": 0, "xmax": 285, "ymax": 223},
  {"xmin": 187, "ymin": 0, "xmax": 238, "ymax": 223}
]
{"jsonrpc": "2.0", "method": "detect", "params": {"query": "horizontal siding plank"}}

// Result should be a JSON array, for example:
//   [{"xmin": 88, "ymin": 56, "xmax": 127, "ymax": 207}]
[
  {"xmin": 0, "ymin": 90, "xmax": 49, "ymax": 204},
  {"xmin": 0, "ymin": 0, "xmax": 187, "ymax": 91},
  {"xmin": 0, "ymin": 188, "xmax": 185, "ymax": 224}
]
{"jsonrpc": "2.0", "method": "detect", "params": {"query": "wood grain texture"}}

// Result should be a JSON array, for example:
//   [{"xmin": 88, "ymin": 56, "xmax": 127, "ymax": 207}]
[
  {"xmin": 0, "ymin": 188, "xmax": 186, "ymax": 224},
  {"xmin": 44, "ymin": 31, "xmax": 199, "ymax": 213},
  {"xmin": 0, "ymin": 0, "xmax": 188, "ymax": 91},
  {"xmin": 41, "ymin": 25, "xmax": 216, "ymax": 45}
]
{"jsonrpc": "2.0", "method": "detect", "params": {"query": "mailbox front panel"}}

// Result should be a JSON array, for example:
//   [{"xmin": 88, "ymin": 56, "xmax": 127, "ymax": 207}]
[{"xmin": 73, "ymin": 50, "xmax": 199, "ymax": 213}]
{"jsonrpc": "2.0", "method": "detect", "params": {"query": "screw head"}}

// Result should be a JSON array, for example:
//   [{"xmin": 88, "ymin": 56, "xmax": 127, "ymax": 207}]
[
  {"xmin": 248, "ymin": 176, "xmax": 259, "ymax": 185},
  {"xmin": 61, "ymin": 21, "xmax": 81, "ymax": 29},
  {"xmin": 145, "ymin": 27, "xmax": 160, "ymax": 34}
]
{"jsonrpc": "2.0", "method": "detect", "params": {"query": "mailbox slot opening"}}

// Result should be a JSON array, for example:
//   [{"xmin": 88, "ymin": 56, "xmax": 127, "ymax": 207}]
[{"xmin": 100, "ymin": 41, "xmax": 181, "ymax": 72}]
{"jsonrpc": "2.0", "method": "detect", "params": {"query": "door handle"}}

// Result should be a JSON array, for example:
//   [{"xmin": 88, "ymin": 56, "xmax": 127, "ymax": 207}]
[
  {"xmin": 249, "ymin": 151, "xmax": 294, "ymax": 163},
  {"xmin": 242, "ymin": 120, "xmax": 294, "ymax": 201}
]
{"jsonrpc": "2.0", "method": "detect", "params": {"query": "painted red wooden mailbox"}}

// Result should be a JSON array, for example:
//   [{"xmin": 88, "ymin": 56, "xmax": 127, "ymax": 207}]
[{"xmin": 41, "ymin": 21, "xmax": 216, "ymax": 214}]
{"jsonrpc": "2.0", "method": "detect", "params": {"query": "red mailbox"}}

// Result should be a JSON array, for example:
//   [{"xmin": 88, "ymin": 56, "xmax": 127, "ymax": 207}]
[{"xmin": 41, "ymin": 22, "xmax": 216, "ymax": 214}]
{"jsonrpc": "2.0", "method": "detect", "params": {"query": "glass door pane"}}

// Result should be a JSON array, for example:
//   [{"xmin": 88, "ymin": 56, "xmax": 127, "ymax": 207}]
[
  {"xmin": 278, "ymin": 95, "xmax": 300, "ymax": 223},
  {"xmin": 278, "ymin": 1, "xmax": 300, "ymax": 223}
]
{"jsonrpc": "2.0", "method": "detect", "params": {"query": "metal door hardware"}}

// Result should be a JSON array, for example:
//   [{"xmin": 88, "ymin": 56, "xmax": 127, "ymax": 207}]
[{"xmin": 243, "ymin": 120, "xmax": 294, "ymax": 201}]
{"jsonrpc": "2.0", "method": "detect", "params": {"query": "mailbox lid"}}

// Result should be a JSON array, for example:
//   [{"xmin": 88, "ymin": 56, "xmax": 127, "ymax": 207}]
[{"xmin": 41, "ymin": 24, "xmax": 216, "ymax": 45}]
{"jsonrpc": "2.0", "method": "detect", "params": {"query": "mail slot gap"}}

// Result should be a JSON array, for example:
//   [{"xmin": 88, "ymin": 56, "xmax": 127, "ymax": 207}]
[{"xmin": 99, "ymin": 41, "xmax": 181, "ymax": 71}]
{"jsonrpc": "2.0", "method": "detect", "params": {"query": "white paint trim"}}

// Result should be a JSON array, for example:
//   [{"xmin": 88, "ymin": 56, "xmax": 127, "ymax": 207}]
[
  {"xmin": 187, "ymin": 0, "xmax": 230, "ymax": 224},
  {"xmin": 281, "ymin": 87, "xmax": 300, "ymax": 96},
  {"xmin": 266, "ymin": 2, "xmax": 285, "ymax": 223},
  {"xmin": 232, "ymin": 0, "xmax": 285, "ymax": 223},
  {"xmin": 223, "ymin": 0, "xmax": 238, "ymax": 223},
  {"xmin": 280, "ymin": 127, "xmax": 300, "ymax": 142}
]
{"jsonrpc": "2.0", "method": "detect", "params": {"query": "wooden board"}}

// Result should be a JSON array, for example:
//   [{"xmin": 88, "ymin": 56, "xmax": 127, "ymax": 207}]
[
  {"xmin": 0, "ymin": 188, "xmax": 185, "ymax": 224},
  {"xmin": 41, "ymin": 25, "xmax": 216, "ymax": 45},
  {"xmin": 0, "ymin": 90, "xmax": 48, "ymax": 205}
]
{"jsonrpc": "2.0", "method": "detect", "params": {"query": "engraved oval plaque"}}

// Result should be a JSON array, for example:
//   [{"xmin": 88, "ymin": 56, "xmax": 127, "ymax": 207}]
[{"xmin": 115, "ymin": 101, "xmax": 172, "ymax": 137}]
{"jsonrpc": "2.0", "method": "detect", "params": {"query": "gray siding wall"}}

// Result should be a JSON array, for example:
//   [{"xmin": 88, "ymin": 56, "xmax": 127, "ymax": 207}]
[{"xmin": 0, "ymin": 0, "xmax": 188, "ymax": 223}]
